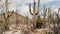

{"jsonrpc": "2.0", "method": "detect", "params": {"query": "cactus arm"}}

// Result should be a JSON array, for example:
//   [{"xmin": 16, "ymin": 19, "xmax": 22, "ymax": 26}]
[
  {"xmin": 29, "ymin": 4, "xmax": 33, "ymax": 15},
  {"xmin": 58, "ymin": 8, "xmax": 60, "ymax": 15},
  {"xmin": 3, "ymin": 11, "xmax": 14, "ymax": 19},
  {"xmin": 33, "ymin": 0, "xmax": 36, "ymax": 15},
  {"xmin": 43, "ymin": 5, "xmax": 45, "ymax": 17},
  {"xmin": 35, "ymin": 11, "xmax": 39, "ymax": 15},
  {"xmin": 44, "ymin": 8, "xmax": 47, "ymax": 16},
  {"xmin": 48, "ymin": 8, "xmax": 50, "ymax": 18},
  {"xmin": 7, "ymin": 11, "xmax": 14, "ymax": 19},
  {"xmin": 43, "ymin": 5, "xmax": 45, "ymax": 15},
  {"xmin": 35, "ymin": 0, "xmax": 40, "ymax": 15}
]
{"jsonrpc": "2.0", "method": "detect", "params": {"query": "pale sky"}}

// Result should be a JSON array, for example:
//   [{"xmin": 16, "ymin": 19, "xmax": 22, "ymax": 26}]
[{"xmin": 0, "ymin": 0, "xmax": 60, "ymax": 19}]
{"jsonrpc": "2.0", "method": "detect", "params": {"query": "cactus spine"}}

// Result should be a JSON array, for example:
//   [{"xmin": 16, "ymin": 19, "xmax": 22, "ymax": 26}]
[{"xmin": 29, "ymin": 0, "xmax": 40, "ymax": 29}]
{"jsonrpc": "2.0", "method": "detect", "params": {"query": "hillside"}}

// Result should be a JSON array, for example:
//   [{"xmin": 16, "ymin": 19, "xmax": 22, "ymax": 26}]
[
  {"xmin": 0, "ymin": 12, "xmax": 53, "ymax": 34},
  {"xmin": 0, "ymin": 11, "xmax": 33, "ymax": 25}
]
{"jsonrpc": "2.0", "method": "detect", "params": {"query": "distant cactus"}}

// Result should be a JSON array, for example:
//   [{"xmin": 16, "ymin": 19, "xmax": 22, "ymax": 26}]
[
  {"xmin": 26, "ymin": 13, "xmax": 28, "ymax": 24},
  {"xmin": 2, "ymin": 0, "xmax": 14, "ymax": 31},
  {"xmin": 57, "ymin": 8, "xmax": 60, "ymax": 27},
  {"xmin": 43, "ymin": 5, "xmax": 47, "ymax": 23},
  {"xmin": 15, "ymin": 6, "xmax": 19, "ymax": 27},
  {"xmin": 48, "ymin": 7, "xmax": 52, "ymax": 23},
  {"xmin": 48, "ymin": 7, "xmax": 51, "ymax": 19},
  {"xmin": 29, "ymin": 0, "xmax": 40, "ymax": 29}
]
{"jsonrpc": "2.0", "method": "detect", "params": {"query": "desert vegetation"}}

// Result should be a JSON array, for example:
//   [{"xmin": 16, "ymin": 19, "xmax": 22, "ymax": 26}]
[{"xmin": 0, "ymin": 0, "xmax": 60, "ymax": 34}]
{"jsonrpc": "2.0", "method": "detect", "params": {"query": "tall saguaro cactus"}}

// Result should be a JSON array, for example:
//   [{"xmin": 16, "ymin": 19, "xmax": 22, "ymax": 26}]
[{"xmin": 29, "ymin": 0, "xmax": 40, "ymax": 29}]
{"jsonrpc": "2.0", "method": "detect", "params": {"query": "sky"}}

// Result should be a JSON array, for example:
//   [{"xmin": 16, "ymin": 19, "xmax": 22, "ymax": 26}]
[{"xmin": 0, "ymin": 0, "xmax": 60, "ymax": 19}]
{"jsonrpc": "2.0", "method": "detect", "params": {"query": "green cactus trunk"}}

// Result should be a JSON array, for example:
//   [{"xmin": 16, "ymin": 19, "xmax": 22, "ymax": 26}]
[{"xmin": 33, "ymin": 0, "xmax": 36, "ymax": 29}]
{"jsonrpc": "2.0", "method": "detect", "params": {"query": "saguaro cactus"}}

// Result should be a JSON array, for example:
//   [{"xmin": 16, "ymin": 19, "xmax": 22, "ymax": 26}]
[
  {"xmin": 43, "ymin": 5, "xmax": 47, "ymax": 23},
  {"xmin": 3, "ymin": 0, "xmax": 14, "ymax": 31},
  {"xmin": 48, "ymin": 7, "xmax": 51, "ymax": 23},
  {"xmin": 57, "ymin": 8, "xmax": 60, "ymax": 34},
  {"xmin": 58, "ymin": 8, "xmax": 60, "ymax": 27},
  {"xmin": 29, "ymin": 0, "xmax": 40, "ymax": 29},
  {"xmin": 48, "ymin": 7, "xmax": 51, "ymax": 19}
]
